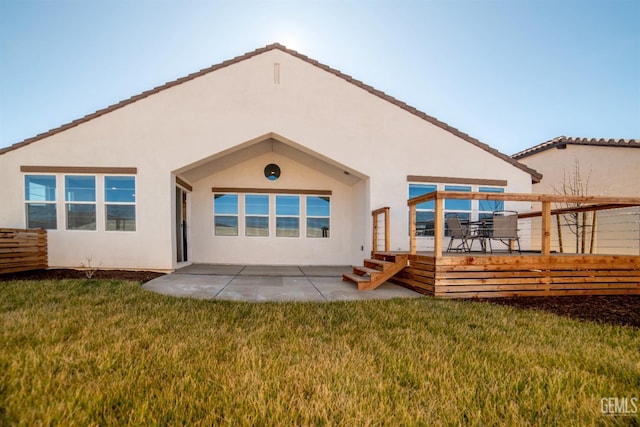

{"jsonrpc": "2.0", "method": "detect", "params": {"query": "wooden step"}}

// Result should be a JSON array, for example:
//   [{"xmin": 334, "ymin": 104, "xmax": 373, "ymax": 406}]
[
  {"xmin": 343, "ymin": 253, "xmax": 409, "ymax": 291},
  {"xmin": 353, "ymin": 266, "xmax": 382, "ymax": 276},
  {"xmin": 342, "ymin": 273, "xmax": 369, "ymax": 284},
  {"xmin": 364, "ymin": 258, "xmax": 394, "ymax": 271}
]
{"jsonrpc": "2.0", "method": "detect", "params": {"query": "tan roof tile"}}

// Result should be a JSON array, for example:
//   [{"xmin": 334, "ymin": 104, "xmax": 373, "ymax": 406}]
[{"xmin": 512, "ymin": 136, "xmax": 640, "ymax": 159}]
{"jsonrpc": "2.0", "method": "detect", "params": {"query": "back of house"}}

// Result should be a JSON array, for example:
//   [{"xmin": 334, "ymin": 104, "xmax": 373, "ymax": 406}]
[{"xmin": 0, "ymin": 44, "xmax": 538, "ymax": 271}]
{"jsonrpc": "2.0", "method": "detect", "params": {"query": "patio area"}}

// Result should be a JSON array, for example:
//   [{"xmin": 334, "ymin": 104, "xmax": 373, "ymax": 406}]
[{"xmin": 142, "ymin": 263, "xmax": 421, "ymax": 302}]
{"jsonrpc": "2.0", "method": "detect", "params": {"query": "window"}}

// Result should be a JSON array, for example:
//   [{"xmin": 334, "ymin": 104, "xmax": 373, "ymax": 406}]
[
  {"xmin": 105, "ymin": 176, "xmax": 136, "ymax": 231},
  {"xmin": 214, "ymin": 194, "xmax": 238, "ymax": 236},
  {"xmin": 409, "ymin": 182, "xmax": 506, "ymax": 237},
  {"xmin": 245, "ymin": 194, "xmax": 269, "ymax": 237},
  {"xmin": 276, "ymin": 195, "xmax": 299, "ymax": 237},
  {"xmin": 307, "ymin": 196, "xmax": 330, "ymax": 238},
  {"xmin": 25, "ymin": 175, "xmax": 57, "ymax": 229},
  {"xmin": 478, "ymin": 187, "xmax": 505, "ymax": 219},
  {"xmin": 65, "ymin": 176, "xmax": 96, "ymax": 230},
  {"xmin": 444, "ymin": 185, "xmax": 471, "ymax": 235},
  {"xmin": 409, "ymin": 184, "xmax": 436, "ymax": 236}
]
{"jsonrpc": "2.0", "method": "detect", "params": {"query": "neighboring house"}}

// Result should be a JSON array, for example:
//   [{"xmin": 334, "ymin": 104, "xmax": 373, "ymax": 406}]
[
  {"xmin": 0, "ymin": 44, "xmax": 540, "ymax": 271},
  {"xmin": 513, "ymin": 136, "xmax": 640, "ymax": 254}
]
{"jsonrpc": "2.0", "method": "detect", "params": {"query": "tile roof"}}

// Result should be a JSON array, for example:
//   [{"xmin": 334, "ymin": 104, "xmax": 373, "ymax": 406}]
[
  {"xmin": 0, "ymin": 43, "xmax": 542, "ymax": 181},
  {"xmin": 512, "ymin": 136, "xmax": 640, "ymax": 160}
]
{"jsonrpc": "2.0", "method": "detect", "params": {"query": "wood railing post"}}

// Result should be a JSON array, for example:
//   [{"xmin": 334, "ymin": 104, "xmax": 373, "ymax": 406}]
[
  {"xmin": 409, "ymin": 204, "xmax": 417, "ymax": 255},
  {"xmin": 434, "ymin": 197, "xmax": 444, "ymax": 257},
  {"xmin": 372, "ymin": 211, "xmax": 379, "ymax": 254},
  {"xmin": 384, "ymin": 207, "xmax": 390, "ymax": 252},
  {"xmin": 541, "ymin": 201, "xmax": 551, "ymax": 256}
]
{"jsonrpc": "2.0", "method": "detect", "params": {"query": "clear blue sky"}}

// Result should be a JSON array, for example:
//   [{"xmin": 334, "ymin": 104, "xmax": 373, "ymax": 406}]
[{"xmin": 1, "ymin": 0, "xmax": 638, "ymax": 155}]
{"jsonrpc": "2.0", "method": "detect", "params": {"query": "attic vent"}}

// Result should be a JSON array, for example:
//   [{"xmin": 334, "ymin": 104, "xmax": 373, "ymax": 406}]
[{"xmin": 274, "ymin": 63, "xmax": 280, "ymax": 84}]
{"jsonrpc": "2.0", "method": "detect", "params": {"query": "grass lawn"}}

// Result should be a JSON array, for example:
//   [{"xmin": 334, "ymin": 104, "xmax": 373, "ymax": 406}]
[{"xmin": 1, "ymin": 279, "xmax": 639, "ymax": 426}]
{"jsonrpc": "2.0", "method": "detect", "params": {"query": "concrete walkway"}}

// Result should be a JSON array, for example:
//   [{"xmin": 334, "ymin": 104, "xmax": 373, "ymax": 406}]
[{"xmin": 142, "ymin": 263, "xmax": 421, "ymax": 302}]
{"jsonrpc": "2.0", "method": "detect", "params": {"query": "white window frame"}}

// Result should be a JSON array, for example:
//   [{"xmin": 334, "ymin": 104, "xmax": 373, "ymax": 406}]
[
  {"xmin": 64, "ymin": 175, "xmax": 97, "ymax": 231},
  {"xmin": 104, "ymin": 175, "xmax": 136, "ymax": 232},
  {"xmin": 275, "ymin": 194, "xmax": 300, "ymax": 238},
  {"xmin": 24, "ymin": 174, "xmax": 57, "ymax": 230}
]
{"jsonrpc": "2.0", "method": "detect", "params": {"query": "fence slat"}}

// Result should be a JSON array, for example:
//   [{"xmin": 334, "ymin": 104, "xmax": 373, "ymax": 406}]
[{"xmin": 0, "ymin": 228, "xmax": 48, "ymax": 274}]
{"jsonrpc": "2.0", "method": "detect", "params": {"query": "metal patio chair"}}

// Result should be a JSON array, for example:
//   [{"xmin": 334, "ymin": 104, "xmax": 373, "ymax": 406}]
[
  {"xmin": 446, "ymin": 216, "xmax": 473, "ymax": 252},
  {"xmin": 488, "ymin": 210, "xmax": 521, "ymax": 253}
]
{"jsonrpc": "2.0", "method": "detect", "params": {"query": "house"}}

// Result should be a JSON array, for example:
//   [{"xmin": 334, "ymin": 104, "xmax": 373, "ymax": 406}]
[
  {"xmin": 0, "ymin": 44, "xmax": 540, "ymax": 271},
  {"xmin": 513, "ymin": 136, "xmax": 640, "ymax": 255}
]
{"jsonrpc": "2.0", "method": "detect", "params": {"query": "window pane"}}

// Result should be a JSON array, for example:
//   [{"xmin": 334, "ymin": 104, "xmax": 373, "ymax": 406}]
[
  {"xmin": 307, "ymin": 196, "xmax": 330, "ymax": 217},
  {"xmin": 215, "ymin": 216, "xmax": 238, "ymax": 236},
  {"xmin": 245, "ymin": 195, "xmax": 269, "ymax": 215},
  {"xmin": 65, "ymin": 176, "xmax": 96, "ymax": 202},
  {"xmin": 25, "ymin": 175, "xmax": 56, "ymax": 201},
  {"xmin": 276, "ymin": 217, "xmax": 299, "ymax": 237},
  {"xmin": 479, "ymin": 187, "xmax": 504, "ymax": 212},
  {"xmin": 246, "ymin": 216, "xmax": 269, "ymax": 236},
  {"xmin": 276, "ymin": 195, "xmax": 299, "ymax": 216},
  {"xmin": 409, "ymin": 184, "xmax": 436, "ymax": 210},
  {"xmin": 214, "ymin": 194, "xmax": 238, "ymax": 215},
  {"xmin": 66, "ymin": 204, "xmax": 96, "ymax": 230},
  {"xmin": 416, "ymin": 211, "xmax": 434, "ymax": 236},
  {"xmin": 106, "ymin": 205, "xmax": 136, "ymax": 231},
  {"xmin": 26, "ymin": 204, "xmax": 57, "ymax": 229},
  {"xmin": 105, "ymin": 176, "xmax": 136, "ymax": 203},
  {"xmin": 307, "ymin": 218, "xmax": 330, "ymax": 238},
  {"xmin": 444, "ymin": 185, "xmax": 471, "ymax": 211}
]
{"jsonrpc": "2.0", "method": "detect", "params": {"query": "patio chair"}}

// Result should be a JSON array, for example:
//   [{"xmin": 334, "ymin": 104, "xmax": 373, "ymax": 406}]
[
  {"xmin": 446, "ymin": 216, "xmax": 473, "ymax": 252},
  {"xmin": 488, "ymin": 210, "xmax": 521, "ymax": 253}
]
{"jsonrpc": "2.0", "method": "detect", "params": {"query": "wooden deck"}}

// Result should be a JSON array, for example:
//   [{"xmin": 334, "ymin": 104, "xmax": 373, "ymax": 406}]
[{"xmin": 385, "ymin": 251, "xmax": 640, "ymax": 298}]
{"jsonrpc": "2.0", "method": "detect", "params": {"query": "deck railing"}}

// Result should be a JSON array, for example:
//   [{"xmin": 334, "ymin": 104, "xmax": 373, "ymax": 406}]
[
  {"xmin": 408, "ymin": 191, "xmax": 640, "ymax": 257},
  {"xmin": 372, "ymin": 207, "xmax": 390, "ymax": 253},
  {"xmin": 0, "ymin": 228, "xmax": 48, "ymax": 274}
]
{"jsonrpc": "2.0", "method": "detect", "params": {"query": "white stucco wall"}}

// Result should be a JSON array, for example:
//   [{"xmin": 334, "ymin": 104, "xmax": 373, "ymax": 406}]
[
  {"xmin": 518, "ymin": 144, "xmax": 640, "ymax": 255},
  {"xmin": 187, "ymin": 150, "xmax": 365, "ymax": 265},
  {"xmin": 0, "ymin": 47, "xmax": 534, "ymax": 270},
  {"xmin": 519, "ymin": 144, "xmax": 640, "ymax": 196}
]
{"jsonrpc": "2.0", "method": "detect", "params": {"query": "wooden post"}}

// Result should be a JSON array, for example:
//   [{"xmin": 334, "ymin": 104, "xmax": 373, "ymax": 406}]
[
  {"xmin": 556, "ymin": 215, "xmax": 563, "ymax": 253},
  {"xmin": 541, "ymin": 201, "xmax": 551, "ymax": 256},
  {"xmin": 581, "ymin": 211, "xmax": 587, "ymax": 253},
  {"xmin": 409, "ymin": 204, "xmax": 417, "ymax": 255},
  {"xmin": 434, "ymin": 197, "xmax": 444, "ymax": 257},
  {"xmin": 589, "ymin": 211, "xmax": 597, "ymax": 254},
  {"xmin": 372, "ymin": 211, "xmax": 379, "ymax": 254},
  {"xmin": 384, "ymin": 207, "xmax": 390, "ymax": 252}
]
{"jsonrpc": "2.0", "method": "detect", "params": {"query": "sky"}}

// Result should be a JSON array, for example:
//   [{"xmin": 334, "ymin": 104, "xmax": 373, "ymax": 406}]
[{"xmin": 0, "ymin": 0, "xmax": 638, "ymax": 155}]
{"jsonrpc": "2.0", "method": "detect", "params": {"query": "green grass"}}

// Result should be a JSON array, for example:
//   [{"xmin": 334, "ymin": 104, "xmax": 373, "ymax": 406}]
[{"xmin": 1, "ymin": 279, "xmax": 639, "ymax": 426}]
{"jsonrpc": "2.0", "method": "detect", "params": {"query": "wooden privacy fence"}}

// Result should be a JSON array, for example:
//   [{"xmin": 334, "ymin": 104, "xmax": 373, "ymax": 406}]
[{"xmin": 0, "ymin": 228, "xmax": 48, "ymax": 274}]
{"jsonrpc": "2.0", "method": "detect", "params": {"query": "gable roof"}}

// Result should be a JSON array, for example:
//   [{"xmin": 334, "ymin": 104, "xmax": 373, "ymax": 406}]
[
  {"xmin": 512, "ymin": 136, "xmax": 640, "ymax": 160},
  {"xmin": 0, "ymin": 43, "xmax": 542, "ymax": 182}
]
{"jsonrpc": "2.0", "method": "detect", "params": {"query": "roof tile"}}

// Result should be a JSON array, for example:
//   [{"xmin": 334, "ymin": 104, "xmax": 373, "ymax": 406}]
[{"xmin": 512, "ymin": 136, "xmax": 640, "ymax": 159}]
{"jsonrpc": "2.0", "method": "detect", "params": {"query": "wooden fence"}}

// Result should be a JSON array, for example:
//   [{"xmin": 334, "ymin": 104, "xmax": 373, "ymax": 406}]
[{"xmin": 0, "ymin": 228, "xmax": 48, "ymax": 274}]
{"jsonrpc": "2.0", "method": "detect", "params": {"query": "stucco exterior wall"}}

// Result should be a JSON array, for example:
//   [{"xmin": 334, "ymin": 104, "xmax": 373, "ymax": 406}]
[
  {"xmin": 518, "ymin": 144, "xmax": 640, "ymax": 255},
  {"xmin": 0, "ymin": 47, "xmax": 534, "ymax": 270},
  {"xmin": 187, "ymin": 150, "xmax": 364, "ymax": 265},
  {"xmin": 519, "ymin": 144, "xmax": 640, "ymax": 196}
]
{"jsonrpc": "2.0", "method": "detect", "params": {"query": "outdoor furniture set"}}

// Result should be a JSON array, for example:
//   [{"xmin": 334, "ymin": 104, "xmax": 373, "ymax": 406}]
[{"xmin": 446, "ymin": 210, "xmax": 521, "ymax": 253}]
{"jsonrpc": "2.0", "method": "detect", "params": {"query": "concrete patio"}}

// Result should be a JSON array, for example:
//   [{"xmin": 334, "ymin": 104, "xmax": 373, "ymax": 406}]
[{"xmin": 142, "ymin": 264, "xmax": 421, "ymax": 302}]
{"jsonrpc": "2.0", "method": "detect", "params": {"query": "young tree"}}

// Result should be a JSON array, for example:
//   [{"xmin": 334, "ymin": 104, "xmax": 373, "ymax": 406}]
[{"xmin": 553, "ymin": 160, "xmax": 593, "ymax": 253}]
